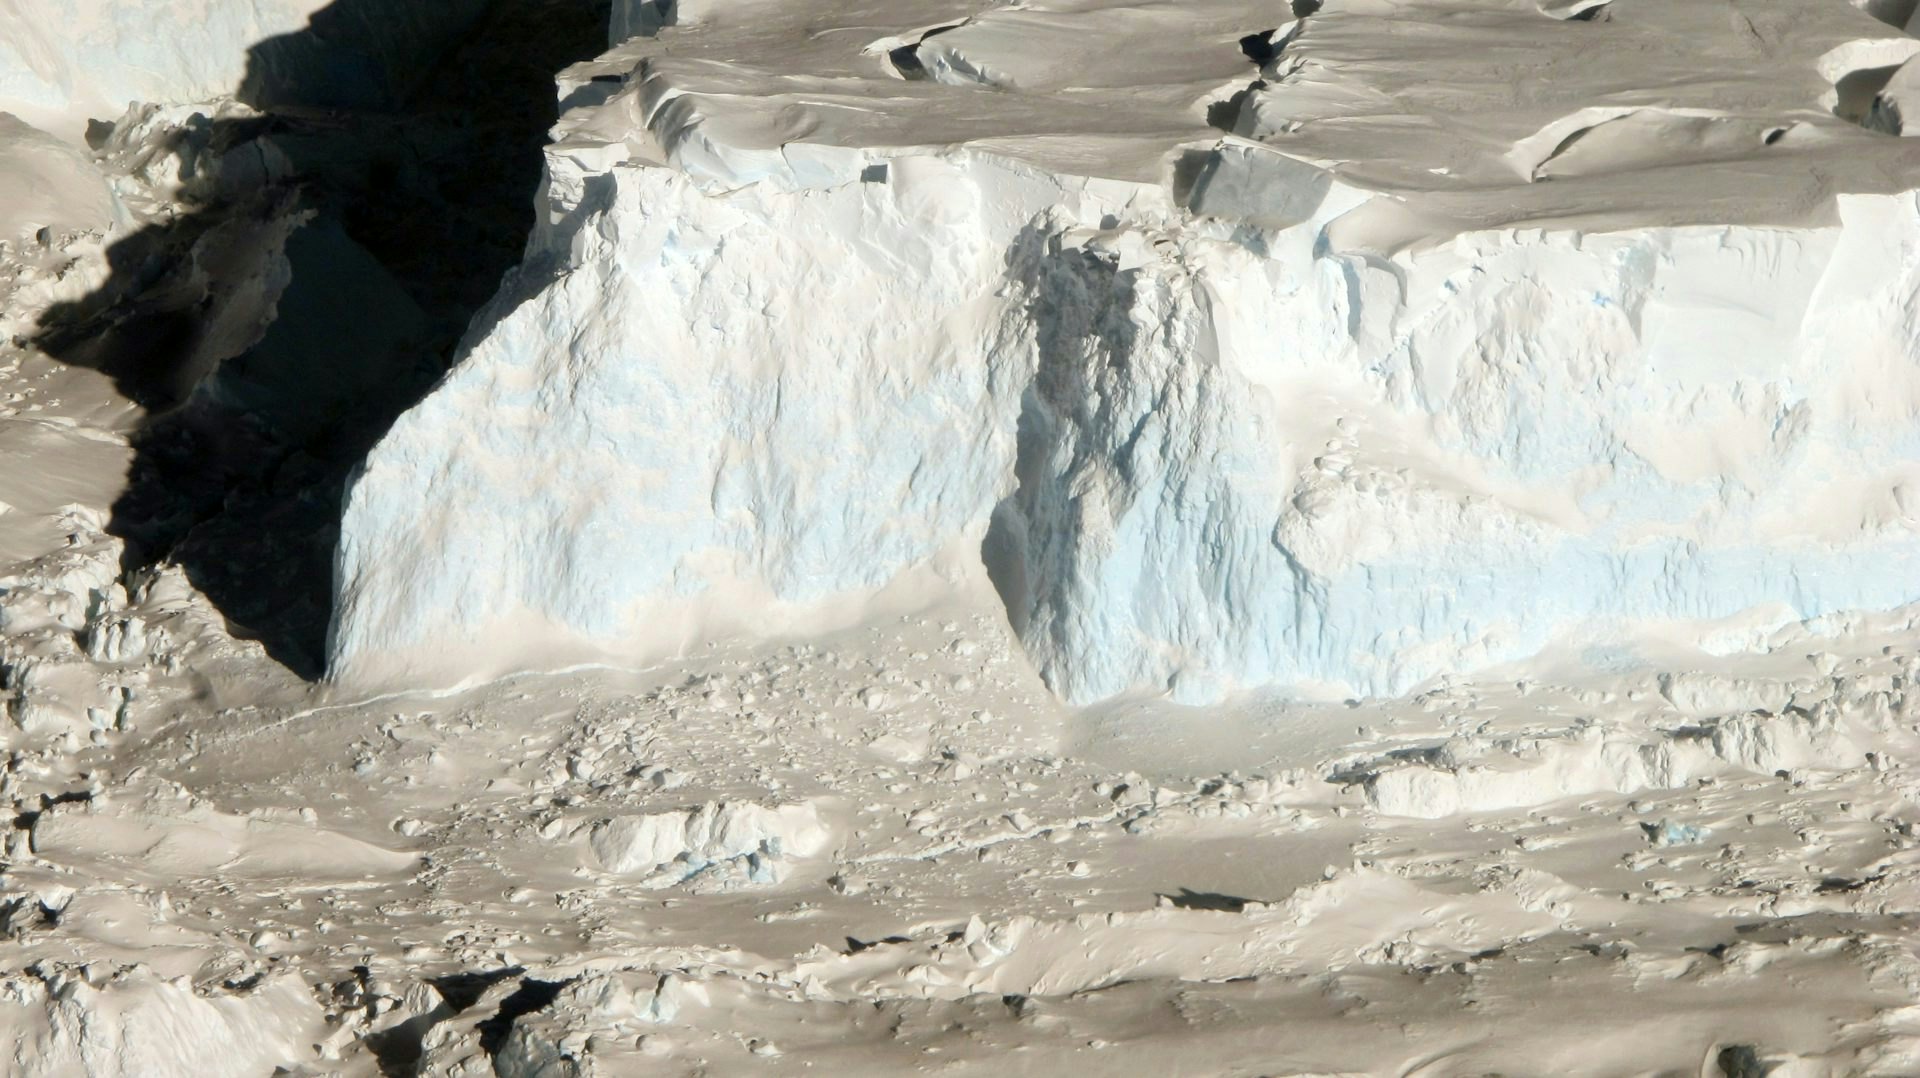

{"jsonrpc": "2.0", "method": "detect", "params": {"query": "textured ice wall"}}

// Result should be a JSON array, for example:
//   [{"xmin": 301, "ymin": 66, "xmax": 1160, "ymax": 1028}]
[
  {"xmin": 330, "ymin": 111, "xmax": 1920, "ymax": 702},
  {"xmin": 993, "ymin": 189, "xmax": 1920, "ymax": 701},
  {"xmin": 330, "ymin": 150, "xmax": 1111, "ymax": 685}
]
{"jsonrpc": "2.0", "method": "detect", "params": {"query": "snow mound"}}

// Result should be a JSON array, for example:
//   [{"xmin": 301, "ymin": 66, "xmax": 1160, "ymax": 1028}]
[
  {"xmin": 29, "ymin": 778, "xmax": 419, "ymax": 882},
  {"xmin": 333, "ymin": 0, "xmax": 1920, "ymax": 704},
  {"xmin": 792, "ymin": 866, "xmax": 1567, "ymax": 1000},
  {"xmin": 1343, "ymin": 663, "xmax": 1912, "ymax": 818},
  {"xmin": 1352, "ymin": 707, "xmax": 1881, "ymax": 819},
  {"xmin": 0, "ymin": 113, "xmax": 121, "ymax": 334}
]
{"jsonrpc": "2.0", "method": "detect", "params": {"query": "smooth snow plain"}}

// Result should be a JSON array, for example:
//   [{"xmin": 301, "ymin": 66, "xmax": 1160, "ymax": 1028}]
[{"xmin": 0, "ymin": 0, "xmax": 1917, "ymax": 1075}]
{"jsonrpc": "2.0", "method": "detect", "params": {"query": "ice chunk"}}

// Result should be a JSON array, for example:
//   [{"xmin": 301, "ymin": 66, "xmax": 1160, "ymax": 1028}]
[
  {"xmin": 584, "ymin": 800, "xmax": 830, "ymax": 888},
  {"xmin": 0, "ymin": 964, "xmax": 323, "ymax": 1078},
  {"xmin": 1866, "ymin": 56, "xmax": 1920, "ymax": 135},
  {"xmin": 1645, "ymin": 818, "xmax": 1711, "ymax": 847}
]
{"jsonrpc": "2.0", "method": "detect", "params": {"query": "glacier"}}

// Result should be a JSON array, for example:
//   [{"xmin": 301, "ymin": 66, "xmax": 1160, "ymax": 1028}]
[{"xmin": 332, "ymin": 0, "xmax": 1920, "ymax": 704}]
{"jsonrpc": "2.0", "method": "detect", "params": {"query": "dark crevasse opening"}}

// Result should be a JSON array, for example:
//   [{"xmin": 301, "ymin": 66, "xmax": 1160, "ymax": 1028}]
[{"xmin": 31, "ymin": 0, "xmax": 614, "ymax": 676}]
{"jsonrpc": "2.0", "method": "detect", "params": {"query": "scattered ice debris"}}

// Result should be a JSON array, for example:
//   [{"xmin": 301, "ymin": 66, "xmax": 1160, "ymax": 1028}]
[{"xmin": 1645, "ymin": 818, "xmax": 1711, "ymax": 847}]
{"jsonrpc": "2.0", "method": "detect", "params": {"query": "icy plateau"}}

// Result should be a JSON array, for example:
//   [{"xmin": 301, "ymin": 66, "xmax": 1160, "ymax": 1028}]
[{"xmin": 319, "ymin": 0, "xmax": 1920, "ymax": 704}]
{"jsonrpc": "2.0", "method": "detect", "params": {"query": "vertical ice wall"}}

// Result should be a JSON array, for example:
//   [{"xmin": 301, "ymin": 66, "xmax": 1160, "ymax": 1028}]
[
  {"xmin": 330, "ymin": 152, "xmax": 1119, "ymax": 685},
  {"xmin": 990, "ymin": 191, "xmax": 1920, "ymax": 702},
  {"xmin": 330, "ymin": 0, "xmax": 1920, "ymax": 704},
  {"xmin": 331, "ymin": 124, "xmax": 1920, "ymax": 703}
]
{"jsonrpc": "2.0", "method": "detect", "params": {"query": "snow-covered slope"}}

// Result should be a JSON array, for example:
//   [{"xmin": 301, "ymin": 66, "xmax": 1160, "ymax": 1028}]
[
  {"xmin": 0, "ymin": 115, "xmax": 114, "ymax": 248},
  {"xmin": 0, "ymin": 0, "xmax": 320, "ymax": 134},
  {"xmin": 333, "ymin": 0, "xmax": 1920, "ymax": 704},
  {"xmin": 0, "ymin": 0, "xmax": 488, "ymax": 138},
  {"xmin": 0, "ymin": 111, "xmax": 122, "ymax": 330}
]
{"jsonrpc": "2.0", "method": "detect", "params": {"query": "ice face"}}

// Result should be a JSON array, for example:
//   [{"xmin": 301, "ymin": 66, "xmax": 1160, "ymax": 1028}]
[
  {"xmin": 329, "ymin": 153, "xmax": 1082, "ymax": 687},
  {"xmin": 332, "ymin": 0, "xmax": 1920, "ymax": 704},
  {"xmin": 991, "ymin": 197, "xmax": 1920, "ymax": 703}
]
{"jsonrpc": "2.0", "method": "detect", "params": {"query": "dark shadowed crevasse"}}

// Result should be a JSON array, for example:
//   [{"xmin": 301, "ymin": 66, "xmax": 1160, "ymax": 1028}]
[{"xmin": 32, "ymin": 0, "xmax": 613, "ymax": 676}]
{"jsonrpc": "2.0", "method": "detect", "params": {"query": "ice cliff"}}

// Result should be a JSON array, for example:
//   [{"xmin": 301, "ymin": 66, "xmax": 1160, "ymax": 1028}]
[{"xmin": 333, "ymin": 0, "xmax": 1920, "ymax": 704}]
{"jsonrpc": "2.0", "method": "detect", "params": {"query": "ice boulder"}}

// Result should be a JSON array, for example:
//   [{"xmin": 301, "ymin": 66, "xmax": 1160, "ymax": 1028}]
[
  {"xmin": 333, "ymin": 0, "xmax": 1920, "ymax": 704},
  {"xmin": 583, "ymin": 800, "xmax": 831, "ymax": 888}
]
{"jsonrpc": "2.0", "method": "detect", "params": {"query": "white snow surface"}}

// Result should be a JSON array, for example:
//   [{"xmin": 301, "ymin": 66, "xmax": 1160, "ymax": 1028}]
[
  {"xmin": 336, "ymin": 0, "xmax": 1920, "ymax": 705},
  {"xmin": 0, "ymin": 114, "xmax": 116, "ymax": 249},
  {"xmin": 0, "ymin": 0, "xmax": 330, "ymax": 134},
  {"xmin": 0, "ymin": 0, "xmax": 489, "ymax": 139}
]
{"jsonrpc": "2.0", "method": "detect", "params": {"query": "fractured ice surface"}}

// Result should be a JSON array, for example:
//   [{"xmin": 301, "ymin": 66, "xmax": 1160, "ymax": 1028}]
[{"xmin": 334, "ymin": 0, "xmax": 1920, "ymax": 704}]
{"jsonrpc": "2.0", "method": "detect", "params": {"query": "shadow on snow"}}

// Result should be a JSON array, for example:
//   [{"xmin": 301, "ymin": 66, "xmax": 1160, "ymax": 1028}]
[{"xmin": 30, "ymin": 0, "xmax": 610, "ymax": 676}]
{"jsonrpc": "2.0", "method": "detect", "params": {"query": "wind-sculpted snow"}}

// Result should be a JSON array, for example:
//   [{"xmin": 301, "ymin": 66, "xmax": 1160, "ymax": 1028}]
[{"xmin": 336, "ymin": 0, "xmax": 1920, "ymax": 704}]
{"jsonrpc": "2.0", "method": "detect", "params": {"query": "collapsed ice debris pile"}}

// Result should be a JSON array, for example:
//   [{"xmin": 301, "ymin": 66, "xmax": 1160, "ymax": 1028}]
[
  {"xmin": 576, "ymin": 799, "xmax": 830, "ymax": 889},
  {"xmin": 332, "ymin": 0, "xmax": 1920, "ymax": 704}
]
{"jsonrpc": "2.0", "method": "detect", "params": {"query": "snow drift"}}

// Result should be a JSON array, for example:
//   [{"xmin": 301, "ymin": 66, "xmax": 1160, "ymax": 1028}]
[{"xmin": 332, "ymin": 0, "xmax": 1920, "ymax": 704}]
